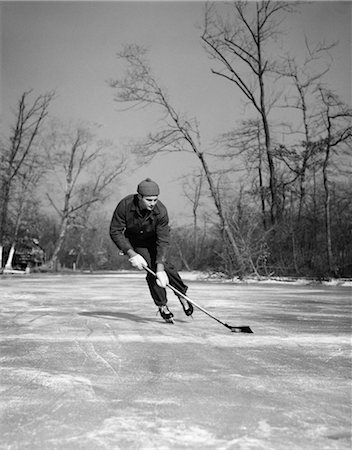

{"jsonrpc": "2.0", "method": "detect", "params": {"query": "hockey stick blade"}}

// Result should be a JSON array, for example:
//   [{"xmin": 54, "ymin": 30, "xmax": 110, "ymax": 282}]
[{"xmin": 225, "ymin": 324, "xmax": 253, "ymax": 333}]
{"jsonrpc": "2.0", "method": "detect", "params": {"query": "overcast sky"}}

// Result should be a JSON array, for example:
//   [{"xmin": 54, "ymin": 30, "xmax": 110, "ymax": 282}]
[{"xmin": 1, "ymin": 1, "xmax": 351, "ymax": 222}]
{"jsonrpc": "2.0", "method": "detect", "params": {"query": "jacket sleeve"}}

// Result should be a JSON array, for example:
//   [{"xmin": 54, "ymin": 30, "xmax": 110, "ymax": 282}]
[
  {"xmin": 109, "ymin": 200, "xmax": 133, "ymax": 254},
  {"xmin": 155, "ymin": 207, "xmax": 170, "ymax": 264}
]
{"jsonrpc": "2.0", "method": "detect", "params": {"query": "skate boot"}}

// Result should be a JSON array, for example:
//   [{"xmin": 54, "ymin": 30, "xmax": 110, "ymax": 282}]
[
  {"xmin": 159, "ymin": 305, "xmax": 174, "ymax": 324},
  {"xmin": 177, "ymin": 295, "xmax": 193, "ymax": 317}
]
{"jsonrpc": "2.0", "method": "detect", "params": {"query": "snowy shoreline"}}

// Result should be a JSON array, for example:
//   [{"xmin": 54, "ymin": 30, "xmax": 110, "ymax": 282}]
[
  {"xmin": 178, "ymin": 271, "xmax": 352, "ymax": 287},
  {"xmin": 2, "ymin": 268, "xmax": 351, "ymax": 287}
]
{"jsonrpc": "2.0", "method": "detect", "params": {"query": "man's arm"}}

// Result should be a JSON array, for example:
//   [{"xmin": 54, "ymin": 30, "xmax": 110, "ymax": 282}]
[
  {"xmin": 155, "ymin": 206, "xmax": 170, "ymax": 267},
  {"xmin": 109, "ymin": 200, "xmax": 133, "ymax": 254},
  {"xmin": 153, "ymin": 207, "xmax": 170, "ymax": 287},
  {"xmin": 109, "ymin": 199, "xmax": 148, "ymax": 270}
]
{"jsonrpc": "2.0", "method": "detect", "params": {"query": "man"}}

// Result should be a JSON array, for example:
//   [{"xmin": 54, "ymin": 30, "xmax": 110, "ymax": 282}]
[{"xmin": 109, "ymin": 178, "xmax": 193, "ymax": 323}]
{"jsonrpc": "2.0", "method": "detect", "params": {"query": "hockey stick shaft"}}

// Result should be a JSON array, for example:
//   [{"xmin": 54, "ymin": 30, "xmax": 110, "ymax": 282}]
[{"xmin": 144, "ymin": 266, "xmax": 253, "ymax": 332}]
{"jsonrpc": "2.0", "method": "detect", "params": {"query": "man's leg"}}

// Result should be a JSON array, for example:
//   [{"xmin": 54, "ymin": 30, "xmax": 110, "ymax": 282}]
[
  {"xmin": 164, "ymin": 263, "xmax": 188, "ymax": 296},
  {"xmin": 134, "ymin": 246, "xmax": 168, "ymax": 307},
  {"xmin": 165, "ymin": 263, "xmax": 193, "ymax": 316}
]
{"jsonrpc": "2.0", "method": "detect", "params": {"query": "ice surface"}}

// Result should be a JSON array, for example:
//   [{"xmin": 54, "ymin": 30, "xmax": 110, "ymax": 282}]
[{"xmin": 0, "ymin": 272, "xmax": 351, "ymax": 449}]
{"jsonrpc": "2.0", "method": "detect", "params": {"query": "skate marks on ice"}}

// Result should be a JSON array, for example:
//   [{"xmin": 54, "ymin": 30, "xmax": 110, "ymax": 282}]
[
  {"xmin": 56, "ymin": 413, "xmax": 285, "ymax": 450},
  {"xmin": 79, "ymin": 310, "xmax": 154, "ymax": 324},
  {"xmin": 79, "ymin": 310, "xmax": 189, "ymax": 326}
]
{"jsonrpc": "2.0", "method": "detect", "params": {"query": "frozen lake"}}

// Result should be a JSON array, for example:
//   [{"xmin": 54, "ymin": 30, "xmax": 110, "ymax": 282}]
[{"xmin": 1, "ymin": 272, "xmax": 351, "ymax": 449}]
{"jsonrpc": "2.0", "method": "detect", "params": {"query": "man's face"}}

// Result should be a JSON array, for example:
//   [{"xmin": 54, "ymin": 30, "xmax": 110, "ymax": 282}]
[{"xmin": 139, "ymin": 195, "xmax": 159, "ymax": 211}]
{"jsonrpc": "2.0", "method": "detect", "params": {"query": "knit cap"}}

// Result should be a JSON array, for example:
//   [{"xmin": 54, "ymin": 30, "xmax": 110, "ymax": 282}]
[{"xmin": 137, "ymin": 178, "xmax": 160, "ymax": 196}]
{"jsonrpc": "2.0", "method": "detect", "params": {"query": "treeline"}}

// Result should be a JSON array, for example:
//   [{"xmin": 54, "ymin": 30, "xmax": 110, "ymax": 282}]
[
  {"xmin": 107, "ymin": 2, "xmax": 351, "ymax": 278},
  {"xmin": 1, "ymin": 1, "xmax": 351, "ymax": 278},
  {"xmin": 0, "ymin": 91, "xmax": 126, "ymax": 272}
]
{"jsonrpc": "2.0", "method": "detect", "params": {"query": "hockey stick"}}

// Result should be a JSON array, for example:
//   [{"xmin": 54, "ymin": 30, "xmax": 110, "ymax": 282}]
[{"xmin": 144, "ymin": 266, "xmax": 253, "ymax": 333}]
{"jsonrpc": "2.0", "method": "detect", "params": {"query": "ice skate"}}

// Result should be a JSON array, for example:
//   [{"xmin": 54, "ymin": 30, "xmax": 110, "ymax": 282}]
[
  {"xmin": 177, "ymin": 295, "xmax": 193, "ymax": 317},
  {"xmin": 158, "ymin": 305, "xmax": 174, "ymax": 324}
]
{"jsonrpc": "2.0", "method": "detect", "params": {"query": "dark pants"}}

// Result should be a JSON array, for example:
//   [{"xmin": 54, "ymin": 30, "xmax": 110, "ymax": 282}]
[{"xmin": 134, "ymin": 245, "xmax": 188, "ymax": 307}]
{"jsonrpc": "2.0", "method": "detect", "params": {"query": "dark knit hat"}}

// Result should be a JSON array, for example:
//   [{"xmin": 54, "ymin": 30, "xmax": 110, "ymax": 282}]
[{"xmin": 137, "ymin": 178, "xmax": 160, "ymax": 196}]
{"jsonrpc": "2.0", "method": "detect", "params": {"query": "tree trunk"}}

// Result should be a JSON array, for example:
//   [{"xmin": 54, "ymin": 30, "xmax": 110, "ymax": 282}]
[
  {"xmin": 3, "ymin": 200, "xmax": 25, "ymax": 271},
  {"xmin": 322, "ymin": 145, "xmax": 333, "ymax": 273},
  {"xmin": 193, "ymin": 209, "xmax": 198, "ymax": 262},
  {"xmin": 290, "ymin": 191, "xmax": 299, "ymax": 274},
  {"xmin": 174, "ymin": 239, "xmax": 191, "ymax": 271},
  {"xmin": 258, "ymin": 68, "xmax": 278, "ymax": 225},
  {"xmin": 197, "ymin": 152, "xmax": 245, "ymax": 277},
  {"xmin": 49, "ymin": 216, "xmax": 69, "ymax": 271},
  {"xmin": 0, "ymin": 181, "xmax": 11, "ymax": 246},
  {"xmin": 257, "ymin": 127, "xmax": 267, "ymax": 230},
  {"xmin": 5, "ymin": 245, "xmax": 16, "ymax": 269}
]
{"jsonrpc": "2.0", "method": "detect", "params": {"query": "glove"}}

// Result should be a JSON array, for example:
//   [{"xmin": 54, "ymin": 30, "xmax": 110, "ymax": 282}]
[
  {"xmin": 156, "ymin": 270, "xmax": 169, "ymax": 288},
  {"xmin": 129, "ymin": 254, "xmax": 147, "ymax": 270}
]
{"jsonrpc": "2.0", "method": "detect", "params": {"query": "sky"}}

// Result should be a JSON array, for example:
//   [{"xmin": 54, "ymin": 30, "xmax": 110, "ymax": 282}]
[{"xmin": 1, "ymin": 1, "xmax": 351, "ymax": 224}]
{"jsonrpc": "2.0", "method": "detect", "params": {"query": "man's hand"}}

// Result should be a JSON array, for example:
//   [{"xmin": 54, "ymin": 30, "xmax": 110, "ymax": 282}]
[
  {"xmin": 156, "ymin": 270, "xmax": 169, "ymax": 288},
  {"xmin": 129, "ymin": 253, "xmax": 147, "ymax": 270}
]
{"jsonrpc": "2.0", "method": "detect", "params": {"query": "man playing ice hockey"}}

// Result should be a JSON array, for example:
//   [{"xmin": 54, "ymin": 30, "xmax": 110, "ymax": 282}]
[{"xmin": 109, "ymin": 178, "xmax": 193, "ymax": 323}]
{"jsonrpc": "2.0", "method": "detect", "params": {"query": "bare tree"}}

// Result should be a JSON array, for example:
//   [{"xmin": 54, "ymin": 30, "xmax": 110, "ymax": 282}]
[
  {"xmin": 219, "ymin": 118, "xmax": 268, "ymax": 229},
  {"xmin": 182, "ymin": 169, "xmax": 205, "ymax": 262},
  {"xmin": 4, "ymin": 157, "xmax": 43, "ymax": 271},
  {"xmin": 0, "ymin": 90, "xmax": 54, "ymax": 266},
  {"xmin": 274, "ymin": 40, "xmax": 335, "ymax": 219},
  {"xmin": 42, "ymin": 121, "xmax": 126, "ymax": 270},
  {"xmin": 201, "ymin": 1, "xmax": 293, "ymax": 224},
  {"xmin": 109, "ymin": 44, "xmax": 246, "ymax": 276},
  {"xmin": 315, "ymin": 88, "xmax": 352, "ymax": 274}
]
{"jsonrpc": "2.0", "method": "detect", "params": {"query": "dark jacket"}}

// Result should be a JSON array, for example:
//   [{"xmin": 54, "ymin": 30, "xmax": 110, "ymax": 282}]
[{"xmin": 109, "ymin": 194, "xmax": 170, "ymax": 264}]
